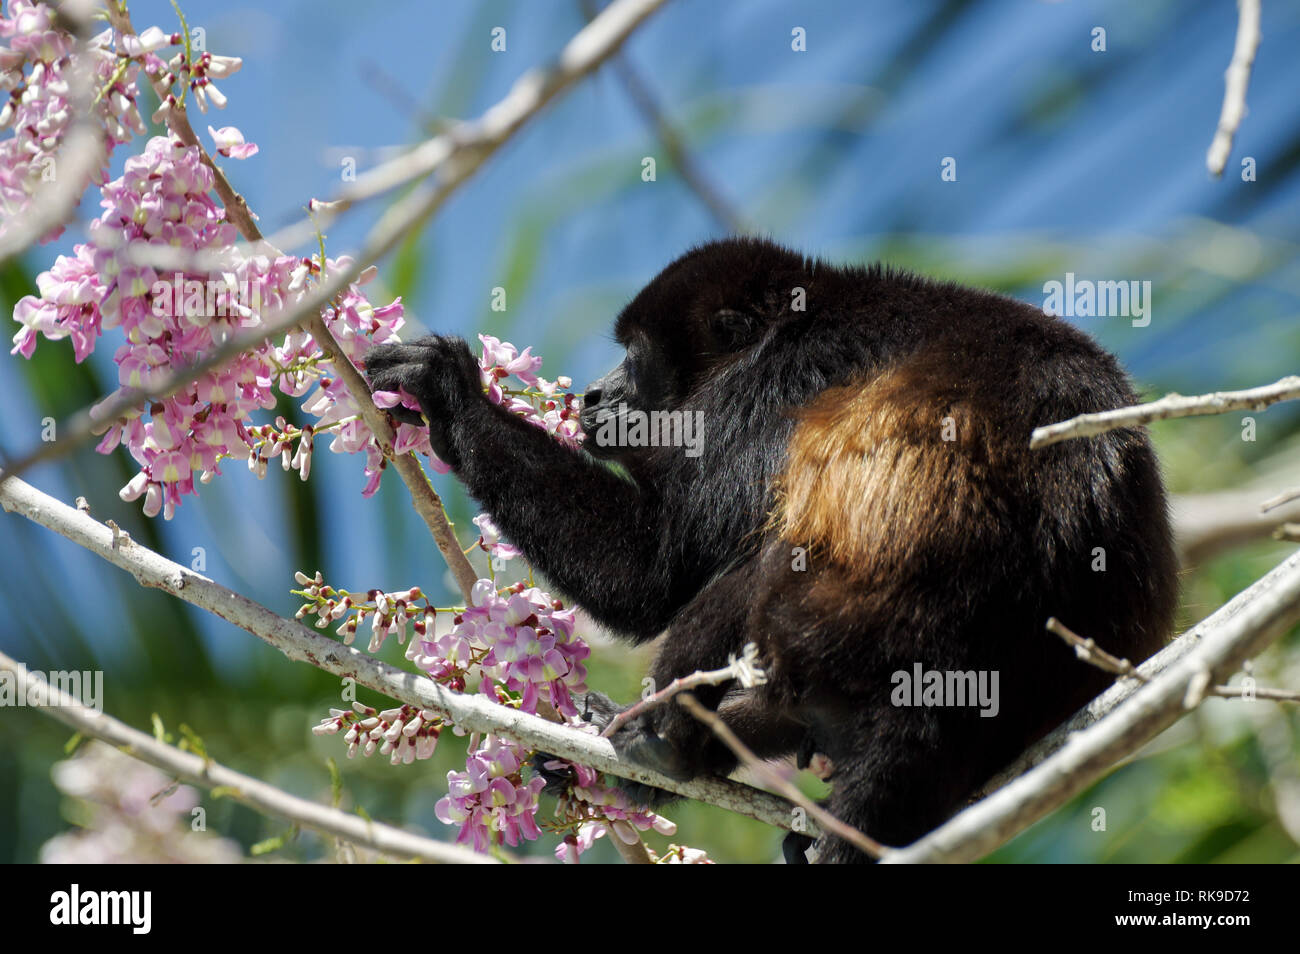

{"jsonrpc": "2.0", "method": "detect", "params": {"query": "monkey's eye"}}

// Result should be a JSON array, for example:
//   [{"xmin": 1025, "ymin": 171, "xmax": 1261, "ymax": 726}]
[{"xmin": 710, "ymin": 308, "xmax": 757, "ymax": 350}]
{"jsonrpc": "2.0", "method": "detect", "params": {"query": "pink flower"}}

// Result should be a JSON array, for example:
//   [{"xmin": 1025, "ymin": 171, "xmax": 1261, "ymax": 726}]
[
  {"xmin": 434, "ymin": 736, "xmax": 545, "ymax": 852},
  {"xmin": 472, "ymin": 512, "xmax": 522, "ymax": 561},
  {"xmin": 207, "ymin": 125, "xmax": 259, "ymax": 160}
]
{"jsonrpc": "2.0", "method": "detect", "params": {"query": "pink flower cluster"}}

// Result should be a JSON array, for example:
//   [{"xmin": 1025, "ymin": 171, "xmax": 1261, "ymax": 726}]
[
  {"xmin": 312, "ymin": 701, "xmax": 442, "ymax": 765},
  {"xmin": 292, "ymin": 571, "xmax": 436, "ymax": 656},
  {"xmin": 543, "ymin": 756, "xmax": 679, "ymax": 863},
  {"xmin": 11, "ymin": 134, "xmax": 411, "ymax": 516},
  {"xmin": 0, "ymin": 2, "xmax": 152, "ymax": 239},
  {"xmin": 477, "ymin": 333, "xmax": 583, "ymax": 447},
  {"xmin": 413, "ymin": 578, "xmax": 589, "ymax": 719},
  {"xmin": 434, "ymin": 734, "xmax": 546, "ymax": 852},
  {"xmin": 656, "ymin": 844, "xmax": 714, "ymax": 864},
  {"xmin": 39, "ymin": 741, "xmax": 242, "ymax": 864}
]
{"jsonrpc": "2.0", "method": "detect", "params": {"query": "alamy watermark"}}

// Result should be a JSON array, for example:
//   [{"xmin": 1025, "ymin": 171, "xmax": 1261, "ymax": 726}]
[
  {"xmin": 0, "ymin": 669, "xmax": 103, "ymax": 711},
  {"xmin": 50, "ymin": 884, "xmax": 150, "ymax": 934},
  {"xmin": 591, "ymin": 403, "xmax": 705, "ymax": 458},
  {"xmin": 150, "ymin": 272, "xmax": 264, "ymax": 320},
  {"xmin": 1042, "ymin": 272, "xmax": 1151, "ymax": 327},
  {"xmin": 891, "ymin": 663, "xmax": 1000, "ymax": 717}
]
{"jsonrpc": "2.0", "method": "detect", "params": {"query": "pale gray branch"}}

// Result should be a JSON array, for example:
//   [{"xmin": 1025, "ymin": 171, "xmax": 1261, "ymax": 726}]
[
  {"xmin": 1030, "ymin": 374, "xmax": 1300, "ymax": 449},
  {"xmin": 0, "ymin": 121, "xmax": 105, "ymax": 266},
  {"xmin": 601, "ymin": 643, "xmax": 765, "ymax": 737},
  {"xmin": 1173, "ymin": 485, "xmax": 1300, "ymax": 566},
  {"xmin": 1047, "ymin": 616, "xmax": 1299, "ymax": 703},
  {"xmin": 1206, "ymin": 0, "xmax": 1262, "ymax": 177},
  {"xmin": 0, "ymin": 1, "xmax": 106, "ymax": 266},
  {"xmin": 0, "ymin": 651, "xmax": 499, "ymax": 864}
]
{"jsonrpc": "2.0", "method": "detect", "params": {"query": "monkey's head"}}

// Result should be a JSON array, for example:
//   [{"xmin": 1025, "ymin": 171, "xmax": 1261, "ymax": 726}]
[{"xmin": 580, "ymin": 238, "xmax": 811, "ymax": 458}]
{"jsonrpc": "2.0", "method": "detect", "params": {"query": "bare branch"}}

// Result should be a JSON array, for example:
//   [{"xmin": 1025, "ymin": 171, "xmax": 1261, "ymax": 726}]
[
  {"xmin": 1045, "ymin": 617, "xmax": 1148, "ymax": 681},
  {"xmin": 0, "ymin": 651, "xmax": 501, "ymax": 864},
  {"xmin": 1206, "ymin": 0, "xmax": 1262, "ymax": 177},
  {"xmin": 0, "ymin": 472, "xmax": 800, "ymax": 831},
  {"xmin": 578, "ymin": 0, "xmax": 746, "ymax": 234},
  {"xmin": 1030, "ymin": 374, "xmax": 1300, "ymax": 449},
  {"xmin": 99, "ymin": 0, "xmax": 671, "ymax": 276},
  {"xmin": 1275, "ymin": 522, "xmax": 1300, "ymax": 544},
  {"xmin": 1047, "ymin": 616, "xmax": 1299, "ymax": 703},
  {"xmin": 601, "ymin": 643, "xmax": 765, "ymax": 737},
  {"xmin": 302, "ymin": 312, "xmax": 479, "ymax": 598},
  {"xmin": 677, "ymin": 693, "xmax": 884, "ymax": 859},
  {"xmin": 882, "ymin": 546, "xmax": 1300, "ymax": 863},
  {"xmin": 1173, "ymin": 485, "xmax": 1300, "ymax": 566},
  {"xmin": 984, "ymin": 545, "xmax": 1300, "ymax": 796},
  {"xmin": 1261, "ymin": 487, "xmax": 1300, "ymax": 514}
]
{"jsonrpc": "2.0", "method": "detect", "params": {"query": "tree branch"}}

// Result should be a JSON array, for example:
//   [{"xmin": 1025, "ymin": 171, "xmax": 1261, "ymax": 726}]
[
  {"xmin": 600, "ymin": 643, "xmax": 765, "ymax": 737},
  {"xmin": 1030, "ymin": 374, "xmax": 1300, "ymax": 449},
  {"xmin": 0, "ymin": 651, "xmax": 501, "ymax": 864},
  {"xmin": 1047, "ymin": 616, "xmax": 1299, "ymax": 703},
  {"xmin": 1173, "ymin": 485, "xmax": 1300, "ymax": 566},
  {"xmin": 1206, "ymin": 0, "xmax": 1261, "ymax": 177},
  {"xmin": 0, "ymin": 0, "xmax": 104, "ymax": 264},
  {"xmin": 578, "ymin": 0, "xmax": 747, "ymax": 234}
]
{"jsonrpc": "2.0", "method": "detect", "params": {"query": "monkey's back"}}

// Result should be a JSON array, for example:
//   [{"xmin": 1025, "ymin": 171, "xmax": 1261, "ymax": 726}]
[{"xmin": 752, "ymin": 272, "xmax": 1177, "ymax": 846}]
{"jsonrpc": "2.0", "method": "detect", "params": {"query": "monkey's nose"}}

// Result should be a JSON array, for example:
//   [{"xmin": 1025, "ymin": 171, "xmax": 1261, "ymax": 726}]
[{"xmin": 583, "ymin": 387, "xmax": 603, "ymax": 409}]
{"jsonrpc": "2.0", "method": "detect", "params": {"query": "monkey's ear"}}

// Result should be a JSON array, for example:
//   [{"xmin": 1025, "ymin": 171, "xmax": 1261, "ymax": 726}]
[{"xmin": 709, "ymin": 308, "xmax": 758, "ymax": 350}]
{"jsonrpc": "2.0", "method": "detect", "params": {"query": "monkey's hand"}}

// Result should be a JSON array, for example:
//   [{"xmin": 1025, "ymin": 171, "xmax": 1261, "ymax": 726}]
[
  {"xmin": 531, "ymin": 690, "xmax": 691, "ymax": 810},
  {"xmin": 362, "ymin": 335, "xmax": 483, "ymax": 469}
]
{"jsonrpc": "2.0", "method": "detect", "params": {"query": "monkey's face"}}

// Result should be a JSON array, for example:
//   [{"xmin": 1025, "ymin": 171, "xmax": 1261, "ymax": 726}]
[
  {"xmin": 580, "ymin": 335, "xmax": 676, "ymax": 460},
  {"xmin": 583, "ymin": 241, "xmax": 806, "ymax": 459}
]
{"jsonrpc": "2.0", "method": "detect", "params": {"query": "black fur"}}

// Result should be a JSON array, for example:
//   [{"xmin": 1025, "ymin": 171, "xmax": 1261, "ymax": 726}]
[{"xmin": 365, "ymin": 238, "xmax": 1178, "ymax": 863}]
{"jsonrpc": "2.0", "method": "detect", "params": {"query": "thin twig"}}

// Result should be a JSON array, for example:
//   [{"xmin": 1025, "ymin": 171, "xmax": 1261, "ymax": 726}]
[
  {"xmin": 1045, "ymin": 617, "xmax": 1149, "ymax": 681},
  {"xmin": 1048, "ymin": 616, "xmax": 1299, "ymax": 703},
  {"xmin": 601, "ymin": 643, "xmax": 765, "ymax": 737},
  {"xmin": 0, "ymin": 472, "xmax": 801, "ymax": 831},
  {"xmin": 1030, "ymin": 375, "xmax": 1300, "ymax": 449},
  {"xmin": 1206, "ymin": 0, "xmax": 1262, "ymax": 177},
  {"xmin": 578, "ymin": 0, "xmax": 746, "ymax": 234},
  {"xmin": 676, "ymin": 692, "xmax": 885, "ymax": 859},
  {"xmin": 1274, "ymin": 522, "xmax": 1300, "ymax": 543},
  {"xmin": 1261, "ymin": 487, "xmax": 1300, "ymax": 514},
  {"xmin": 0, "ymin": 650, "xmax": 501, "ymax": 864}
]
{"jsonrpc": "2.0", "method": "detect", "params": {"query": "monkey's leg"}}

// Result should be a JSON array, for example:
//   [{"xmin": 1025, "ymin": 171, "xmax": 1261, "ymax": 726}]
[
  {"xmin": 807, "ymin": 702, "xmax": 984, "ymax": 864},
  {"xmin": 610, "ymin": 564, "xmax": 777, "ymax": 781}
]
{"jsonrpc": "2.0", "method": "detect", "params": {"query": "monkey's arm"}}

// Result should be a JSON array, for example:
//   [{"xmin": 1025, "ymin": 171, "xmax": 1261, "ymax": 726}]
[{"xmin": 364, "ymin": 336, "xmax": 679, "ymax": 640}]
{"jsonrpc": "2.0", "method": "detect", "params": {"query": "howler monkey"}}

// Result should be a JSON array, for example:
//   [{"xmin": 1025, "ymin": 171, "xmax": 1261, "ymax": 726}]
[{"xmin": 364, "ymin": 238, "xmax": 1177, "ymax": 863}]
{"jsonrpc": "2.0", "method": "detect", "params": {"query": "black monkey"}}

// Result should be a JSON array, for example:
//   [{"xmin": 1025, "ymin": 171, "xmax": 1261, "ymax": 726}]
[{"xmin": 364, "ymin": 238, "xmax": 1177, "ymax": 863}]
